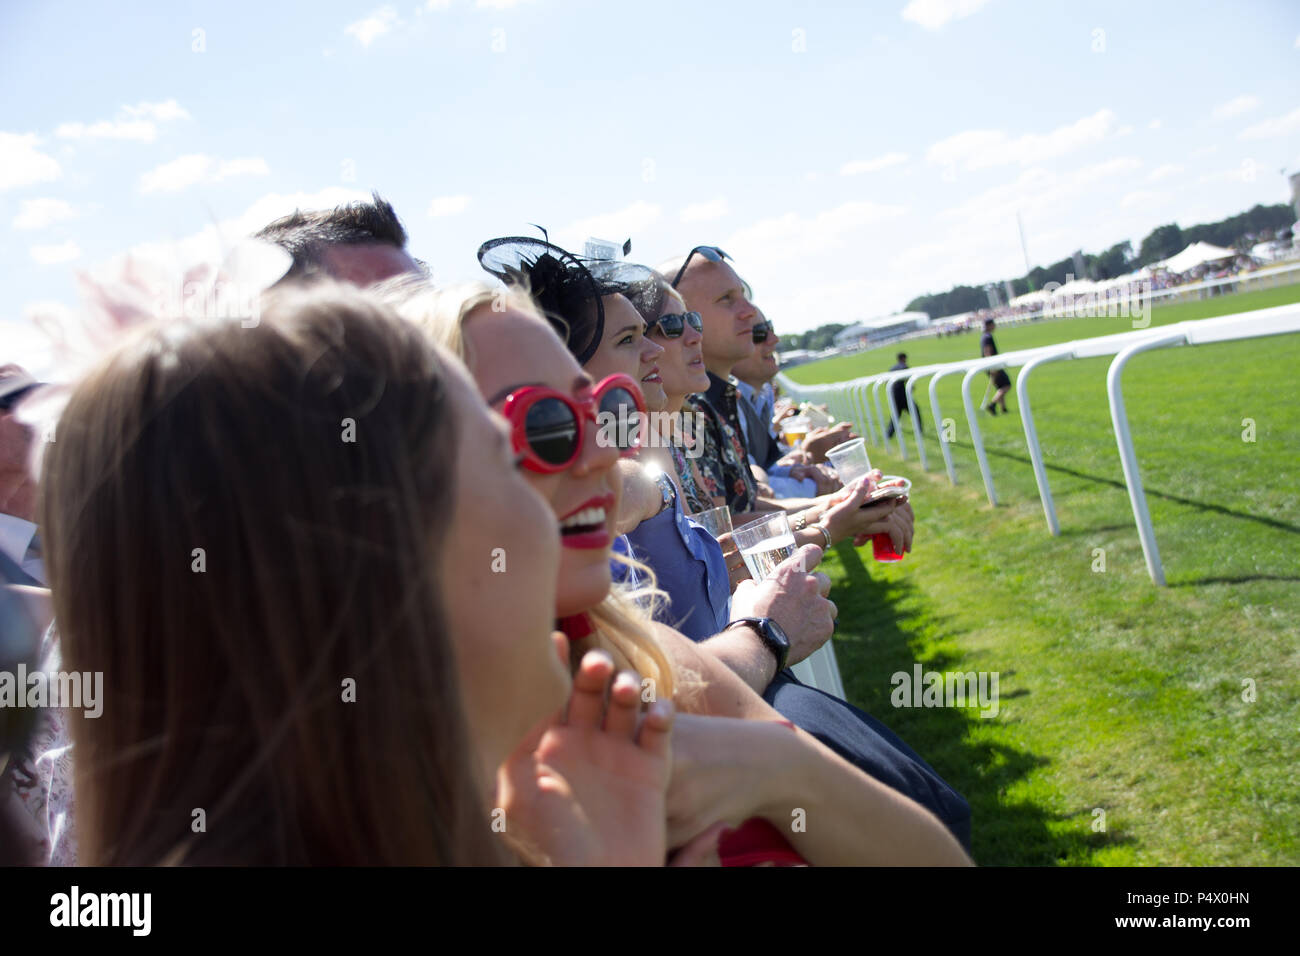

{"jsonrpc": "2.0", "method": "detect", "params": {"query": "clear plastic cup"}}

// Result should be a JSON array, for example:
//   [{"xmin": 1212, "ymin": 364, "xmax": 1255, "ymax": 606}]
[
  {"xmin": 692, "ymin": 504, "xmax": 733, "ymax": 540},
  {"xmin": 781, "ymin": 415, "xmax": 811, "ymax": 446},
  {"xmin": 732, "ymin": 512, "xmax": 795, "ymax": 581},
  {"xmin": 825, "ymin": 438, "xmax": 872, "ymax": 485}
]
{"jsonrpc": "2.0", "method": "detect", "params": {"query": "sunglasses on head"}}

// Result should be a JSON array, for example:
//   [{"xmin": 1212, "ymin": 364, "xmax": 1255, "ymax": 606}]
[
  {"xmin": 500, "ymin": 374, "xmax": 647, "ymax": 473},
  {"xmin": 646, "ymin": 310, "xmax": 703, "ymax": 339},
  {"xmin": 752, "ymin": 320, "xmax": 774, "ymax": 344},
  {"xmin": 671, "ymin": 246, "xmax": 731, "ymax": 288}
]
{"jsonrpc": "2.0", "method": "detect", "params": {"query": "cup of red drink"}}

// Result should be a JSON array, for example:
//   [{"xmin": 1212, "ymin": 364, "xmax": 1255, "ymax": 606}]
[
  {"xmin": 872, "ymin": 533, "xmax": 904, "ymax": 561},
  {"xmin": 864, "ymin": 476, "xmax": 911, "ymax": 562}
]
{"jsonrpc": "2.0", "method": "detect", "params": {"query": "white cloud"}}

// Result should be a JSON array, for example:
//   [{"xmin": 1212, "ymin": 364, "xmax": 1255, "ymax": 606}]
[
  {"xmin": 0, "ymin": 132, "xmax": 62, "ymax": 190},
  {"xmin": 1212, "ymin": 95, "xmax": 1259, "ymax": 121},
  {"xmin": 721, "ymin": 201, "xmax": 907, "ymax": 301},
  {"xmin": 13, "ymin": 198, "xmax": 77, "ymax": 230},
  {"xmin": 119, "ymin": 187, "xmax": 374, "ymax": 269},
  {"xmin": 55, "ymin": 118, "xmax": 155, "ymax": 142},
  {"xmin": 679, "ymin": 198, "xmax": 729, "ymax": 223},
  {"xmin": 1120, "ymin": 190, "xmax": 1165, "ymax": 209},
  {"xmin": 30, "ymin": 241, "xmax": 81, "ymax": 265},
  {"xmin": 557, "ymin": 201, "xmax": 662, "ymax": 249},
  {"xmin": 346, "ymin": 6, "xmax": 402, "ymax": 47},
  {"xmin": 138, "ymin": 154, "xmax": 270, "ymax": 193},
  {"xmin": 426, "ymin": 0, "xmax": 453, "ymax": 8},
  {"xmin": 900, "ymin": 0, "xmax": 991, "ymax": 30},
  {"xmin": 1197, "ymin": 162, "xmax": 1260, "ymax": 185},
  {"xmin": 927, "ymin": 108, "xmax": 1119, "ymax": 170},
  {"xmin": 428, "ymin": 195, "xmax": 471, "ymax": 217},
  {"xmin": 939, "ymin": 157, "xmax": 1140, "ymax": 225},
  {"xmin": 840, "ymin": 152, "xmax": 909, "ymax": 176},
  {"xmin": 1239, "ymin": 107, "xmax": 1300, "ymax": 140},
  {"xmin": 1295, "ymin": 33, "xmax": 1299, "ymax": 48},
  {"xmin": 56, "ymin": 99, "xmax": 190, "ymax": 143},
  {"xmin": 1147, "ymin": 163, "xmax": 1182, "ymax": 182},
  {"xmin": 1148, "ymin": 118, "xmax": 1162, "ymax": 130},
  {"xmin": 476, "ymin": 0, "xmax": 535, "ymax": 8},
  {"xmin": 121, "ymin": 99, "xmax": 191, "ymax": 123}
]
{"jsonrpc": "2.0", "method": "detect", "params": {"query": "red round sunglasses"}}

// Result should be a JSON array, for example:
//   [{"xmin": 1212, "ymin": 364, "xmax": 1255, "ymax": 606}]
[{"xmin": 499, "ymin": 373, "xmax": 647, "ymax": 473}]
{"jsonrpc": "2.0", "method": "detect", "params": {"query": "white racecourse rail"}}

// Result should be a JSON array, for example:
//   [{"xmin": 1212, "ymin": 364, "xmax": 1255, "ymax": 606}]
[{"xmin": 777, "ymin": 302, "xmax": 1300, "ymax": 588}]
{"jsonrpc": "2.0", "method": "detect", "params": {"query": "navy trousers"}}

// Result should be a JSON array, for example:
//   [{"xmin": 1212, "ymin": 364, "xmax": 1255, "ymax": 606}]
[{"xmin": 763, "ymin": 670, "xmax": 972, "ymax": 853}]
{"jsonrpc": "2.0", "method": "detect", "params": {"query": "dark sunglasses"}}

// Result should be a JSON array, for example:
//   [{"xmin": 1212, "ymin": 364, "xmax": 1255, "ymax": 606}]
[
  {"xmin": 500, "ymin": 374, "xmax": 647, "ymax": 473},
  {"xmin": 0, "ymin": 385, "xmax": 38, "ymax": 413},
  {"xmin": 646, "ymin": 311, "xmax": 703, "ymax": 339},
  {"xmin": 671, "ymin": 245, "xmax": 731, "ymax": 288},
  {"xmin": 752, "ymin": 320, "xmax": 774, "ymax": 344}
]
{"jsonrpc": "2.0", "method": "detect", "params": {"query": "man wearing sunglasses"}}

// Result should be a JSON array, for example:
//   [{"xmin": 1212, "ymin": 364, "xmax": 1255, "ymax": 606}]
[
  {"xmin": 731, "ymin": 313, "xmax": 840, "ymax": 499},
  {"xmin": 664, "ymin": 252, "xmax": 972, "ymax": 851},
  {"xmin": 663, "ymin": 247, "xmax": 766, "ymax": 514}
]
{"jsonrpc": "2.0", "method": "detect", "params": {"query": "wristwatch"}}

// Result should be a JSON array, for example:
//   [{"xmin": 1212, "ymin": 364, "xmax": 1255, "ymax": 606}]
[
  {"xmin": 651, "ymin": 469, "xmax": 677, "ymax": 515},
  {"xmin": 725, "ymin": 616, "xmax": 790, "ymax": 673}
]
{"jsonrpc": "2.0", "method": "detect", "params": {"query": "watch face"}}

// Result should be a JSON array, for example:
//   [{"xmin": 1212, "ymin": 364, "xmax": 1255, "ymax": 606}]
[{"xmin": 762, "ymin": 618, "xmax": 790, "ymax": 649}]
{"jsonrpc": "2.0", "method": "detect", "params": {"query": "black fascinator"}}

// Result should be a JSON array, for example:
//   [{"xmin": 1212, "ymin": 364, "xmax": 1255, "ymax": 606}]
[{"xmin": 477, "ymin": 235, "xmax": 662, "ymax": 366}]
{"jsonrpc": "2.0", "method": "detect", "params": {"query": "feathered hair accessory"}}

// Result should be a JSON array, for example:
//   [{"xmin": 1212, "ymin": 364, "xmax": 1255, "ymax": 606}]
[
  {"xmin": 476, "ymin": 233, "xmax": 660, "ymax": 366},
  {"xmin": 16, "ymin": 238, "xmax": 293, "ymax": 478}
]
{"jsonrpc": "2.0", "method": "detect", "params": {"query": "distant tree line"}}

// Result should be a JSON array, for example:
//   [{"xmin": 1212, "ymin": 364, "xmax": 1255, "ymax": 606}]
[
  {"xmin": 779, "ymin": 202, "xmax": 1294, "ymax": 351},
  {"xmin": 902, "ymin": 202, "xmax": 1294, "ymax": 321},
  {"xmin": 781, "ymin": 323, "xmax": 846, "ymax": 353}
]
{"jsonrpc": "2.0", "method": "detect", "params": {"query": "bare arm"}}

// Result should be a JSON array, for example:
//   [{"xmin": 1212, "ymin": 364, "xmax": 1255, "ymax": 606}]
[
  {"xmin": 669, "ymin": 715, "xmax": 972, "ymax": 866},
  {"xmin": 612, "ymin": 459, "xmax": 663, "ymax": 535},
  {"xmin": 651, "ymin": 621, "xmax": 782, "ymax": 720},
  {"xmin": 664, "ymin": 544, "xmax": 836, "ymax": 696},
  {"xmin": 653, "ymin": 612, "xmax": 970, "ymax": 865}
]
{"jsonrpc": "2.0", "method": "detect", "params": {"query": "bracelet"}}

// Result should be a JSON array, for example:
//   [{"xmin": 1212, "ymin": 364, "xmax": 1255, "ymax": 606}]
[{"xmin": 813, "ymin": 522, "xmax": 833, "ymax": 549}]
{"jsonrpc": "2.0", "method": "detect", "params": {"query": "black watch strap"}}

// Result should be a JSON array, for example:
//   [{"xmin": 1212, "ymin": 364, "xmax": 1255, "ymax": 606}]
[{"xmin": 725, "ymin": 616, "xmax": 789, "ymax": 674}]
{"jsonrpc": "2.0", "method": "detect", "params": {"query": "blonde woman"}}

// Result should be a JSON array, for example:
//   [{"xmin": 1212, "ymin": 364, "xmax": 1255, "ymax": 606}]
[{"xmin": 385, "ymin": 269, "xmax": 971, "ymax": 867}]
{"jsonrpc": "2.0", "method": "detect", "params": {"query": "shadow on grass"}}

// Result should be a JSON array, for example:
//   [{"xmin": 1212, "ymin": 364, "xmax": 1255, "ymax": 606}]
[
  {"xmin": 956, "ymin": 442, "xmax": 1300, "ymax": 536},
  {"xmin": 827, "ymin": 542, "xmax": 1125, "ymax": 865},
  {"xmin": 1170, "ymin": 573, "xmax": 1300, "ymax": 587}
]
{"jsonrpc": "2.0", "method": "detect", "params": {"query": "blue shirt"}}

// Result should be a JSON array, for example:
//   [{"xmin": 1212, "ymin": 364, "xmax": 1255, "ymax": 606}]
[
  {"xmin": 612, "ymin": 496, "xmax": 732, "ymax": 642},
  {"xmin": 734, "ymin": 379, "xmax": 816, "ymax": 498}
]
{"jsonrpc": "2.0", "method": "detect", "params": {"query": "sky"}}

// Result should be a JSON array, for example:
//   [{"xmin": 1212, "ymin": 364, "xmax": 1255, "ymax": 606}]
[{"xmin": 2, "ymin": 0, "xmax": 1299, "ymax": 375}]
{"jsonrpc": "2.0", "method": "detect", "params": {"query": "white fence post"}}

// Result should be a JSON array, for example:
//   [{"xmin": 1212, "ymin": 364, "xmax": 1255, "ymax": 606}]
[
  {"xmin": 1016, "ymin": 349, "xmax": 1074, "ymax": 535},
  {"xmin": 1106, "ymin": 331, "xmax": 1188, "ymax": 586}
]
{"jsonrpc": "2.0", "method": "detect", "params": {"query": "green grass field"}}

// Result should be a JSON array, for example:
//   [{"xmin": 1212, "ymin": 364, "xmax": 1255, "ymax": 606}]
[{"xmin": 786, "ymin": 283, "xmax": 1300, "ymax": 865}]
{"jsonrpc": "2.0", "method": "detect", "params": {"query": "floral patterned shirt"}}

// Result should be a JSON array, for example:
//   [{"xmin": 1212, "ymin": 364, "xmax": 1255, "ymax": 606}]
[
  {"xmin": 669, "ymin": 437, "xmax": 713, "ymax": 516},
  {"xmin": 1, "ymin": 623, "xmax": 77, "ymax": 865},
  {"xmin": 687, "ymin": 373, "xmax": 758, "ymax": 513}
]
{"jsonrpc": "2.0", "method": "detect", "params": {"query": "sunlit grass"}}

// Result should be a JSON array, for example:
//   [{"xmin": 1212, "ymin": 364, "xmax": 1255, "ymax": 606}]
[{"xmin": 795, "ymin": 283, "xmax": 1300, "ymax": 865}]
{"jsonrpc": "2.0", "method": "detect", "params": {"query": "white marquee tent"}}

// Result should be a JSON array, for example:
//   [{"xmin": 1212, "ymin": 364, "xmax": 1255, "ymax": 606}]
[{"xmin": 1159, "ymin": 241, "xmax": 1238, "ymax": 276}]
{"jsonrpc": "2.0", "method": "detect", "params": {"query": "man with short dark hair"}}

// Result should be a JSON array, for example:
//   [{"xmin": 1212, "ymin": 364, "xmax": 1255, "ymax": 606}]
[
  {"xmin": 254, "ymin": 192, "xmax": 422, "ymax": 286},
  {"xmin": 731, "ymin": 313, "xmax": 838, "ymax": 497},
  {"xmin": 980, "ymin": 319, "xmax": 1012, "ymax": 415}
]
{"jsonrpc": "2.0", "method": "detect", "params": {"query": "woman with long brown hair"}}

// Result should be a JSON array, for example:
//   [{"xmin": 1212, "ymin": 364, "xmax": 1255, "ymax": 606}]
[{"xmin": 38, "ymin": 278, "xmax": 675, "ymax": 865}]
